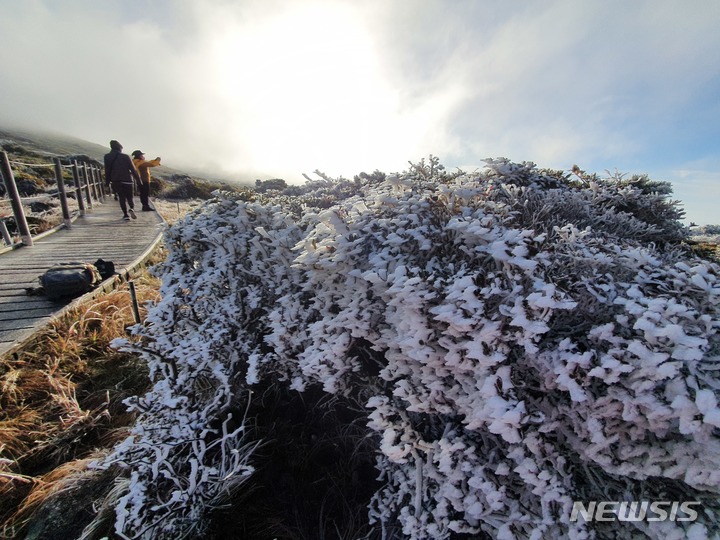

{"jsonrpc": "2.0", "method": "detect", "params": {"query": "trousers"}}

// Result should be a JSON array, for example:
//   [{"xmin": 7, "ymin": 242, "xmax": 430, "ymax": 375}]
[{"xmin": 112, "ymin": 182, "xmax": 135, "ymax": 216}]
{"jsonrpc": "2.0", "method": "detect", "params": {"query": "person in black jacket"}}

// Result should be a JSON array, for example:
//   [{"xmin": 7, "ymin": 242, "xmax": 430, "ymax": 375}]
[{"xmin": 104, "ymin": 140, "xmax": 141, "ymax": 221}]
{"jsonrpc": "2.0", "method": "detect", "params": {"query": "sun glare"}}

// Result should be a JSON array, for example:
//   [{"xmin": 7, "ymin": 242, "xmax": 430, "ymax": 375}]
[{"xmin": 208, "ymin": 4, "xmax": 405, "ymax": 178}]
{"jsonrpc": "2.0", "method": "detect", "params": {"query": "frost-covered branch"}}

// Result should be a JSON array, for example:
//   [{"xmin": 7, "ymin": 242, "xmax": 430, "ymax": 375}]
[{"xmin": 96, "ymin": 158, "xmax": 718, "ymax": 539}]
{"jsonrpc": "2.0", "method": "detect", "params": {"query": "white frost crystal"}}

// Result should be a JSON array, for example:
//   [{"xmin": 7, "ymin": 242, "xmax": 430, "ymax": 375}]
[{"xmin": 100, "ymin": 158, "xmax": 719, "ymax": 539}]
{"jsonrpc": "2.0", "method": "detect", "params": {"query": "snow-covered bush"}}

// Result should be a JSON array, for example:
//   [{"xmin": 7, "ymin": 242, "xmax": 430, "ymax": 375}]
[
  {"xmin": 99, "ymin": 158, "xmax": 719, "ymax": 539},
  {"xmin": 690, "ymin": 225, "xmax": 720, "ymax": 246},
  {"xmin": 692, "ymin": 225, "xmax": 720, "ymax": 236}
]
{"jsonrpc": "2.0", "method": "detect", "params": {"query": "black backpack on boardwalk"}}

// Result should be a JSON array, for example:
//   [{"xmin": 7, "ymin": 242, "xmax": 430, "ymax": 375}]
[
  {"xmin": 94, "ymin": 258, "xmax": 116, "ymax": 280},
  {"xmin": 40, "ymin": 262, "xmax": 103, "ymax": 300}
]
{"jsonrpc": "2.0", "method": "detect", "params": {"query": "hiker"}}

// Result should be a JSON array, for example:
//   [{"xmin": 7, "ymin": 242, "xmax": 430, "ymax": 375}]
[
  {"xmin": 131, "ymin": 150, "xmax": 161, "ymax": 211},
  {"xmin": 104, "ymin": 140, "xmax": 141, "ymax": 221}
]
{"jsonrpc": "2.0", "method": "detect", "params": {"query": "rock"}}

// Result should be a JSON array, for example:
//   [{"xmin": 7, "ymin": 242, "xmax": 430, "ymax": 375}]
[
  {"xmin": 23, "ymin": 468, "xmax": 116, "ymax": 540},
  {"xmin": 28, "ymin": 201, "xmax": 54, "ymax": 214},
  {"xmin": 15, "ymin": 179, "xmax": 40, "ymax": 196}
]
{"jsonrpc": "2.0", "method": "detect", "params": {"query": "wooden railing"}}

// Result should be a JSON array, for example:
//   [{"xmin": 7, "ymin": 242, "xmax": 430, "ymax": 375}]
[{"xmin": 0, "ymin": 150, "xmax": 106, "ymax": 247}]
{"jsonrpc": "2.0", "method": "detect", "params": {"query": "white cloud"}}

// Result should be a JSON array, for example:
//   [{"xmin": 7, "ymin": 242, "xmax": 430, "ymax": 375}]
[
  {"xmin": 0, "ymin": 0, "xmax": 718, "ymax": 227},
  {"xmin": 655, "ymin": 160, "xmax": 720, "ymax": 226}
]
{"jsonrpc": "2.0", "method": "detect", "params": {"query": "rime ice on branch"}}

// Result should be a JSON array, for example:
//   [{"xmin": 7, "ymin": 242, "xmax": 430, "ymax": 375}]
[{"xmin": 101, "ymin": 157, "xmax": 719, "ymax": 539}]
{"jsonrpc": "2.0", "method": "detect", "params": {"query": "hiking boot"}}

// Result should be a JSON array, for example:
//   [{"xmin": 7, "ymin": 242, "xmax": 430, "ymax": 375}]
[{"xmin": 128, "ymin": 208, "xmax": 137, "ymax": 219}]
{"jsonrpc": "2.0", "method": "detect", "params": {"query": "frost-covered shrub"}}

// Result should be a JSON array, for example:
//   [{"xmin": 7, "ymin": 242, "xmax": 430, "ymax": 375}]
[
  {"xmin": 99, "ymin": 158, "xmax": 719, "ymax": 539},
  {"xmin": 254, "ymin": 177, "xmax": 288, "ymax": 192},
  {"xmin": 694, "ymin": 225, "xmax": 720, "ymax": 237},
  {"xmin": 483, "ymin": 161, "xmax": 687, "ymax": 244},
  {"xmin": 690, "ymin": 225, "xmax": 720, "ymax": 246}
]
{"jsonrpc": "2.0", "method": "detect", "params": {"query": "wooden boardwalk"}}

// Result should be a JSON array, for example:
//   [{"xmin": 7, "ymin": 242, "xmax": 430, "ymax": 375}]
[{"xmin": 0, "ymin": 202, "xmax": 165, "ymax": 357}]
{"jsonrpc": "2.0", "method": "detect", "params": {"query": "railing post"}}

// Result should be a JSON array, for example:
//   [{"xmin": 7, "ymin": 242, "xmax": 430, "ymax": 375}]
[
  {"xmin": 84, "ymin": 163, "xmax": 95, "ymax": 202},
  {"xmin": 0, "ymin": 220, "xmax": 11, "ymax": 246},
  {"xmin": 128, "ymin": 280, "xmax": 142, "ymax": 324},
  {"xmin": 94, "ymin": 165, "xmax": 99, "ymax": 200},
  {"xmin": 78, "ymin": 161, "xmax": 93, "ymax": 209},
  {"xmin": 94, "ymin": 166, "xmax": 106, "ymax": 202},
  {"xmin": 0, "ymin": 151, "xmax": 33, "ymax": 246},
  {"xmin": 54, "ymin": 158, "xmax": 72, "ymax": 228},
  {"xmin": 71, "ymin": 162, "xmax": 86, "ymax": 216},
  {"xmin": 0, "ymin": 219, "xmax": 12, "ymax": 246},
  {"xmin": 87, "ymin": 165, "xmax": 94, "ymax": 206}
]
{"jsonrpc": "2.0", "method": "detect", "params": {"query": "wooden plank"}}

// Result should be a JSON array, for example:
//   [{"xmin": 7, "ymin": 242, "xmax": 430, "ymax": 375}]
[
  {"xmin": 0, "ymin": 300, "xmax": 54, "ymax": 311},
  {"xmin": 0, "ymin": 306, "xmax": 57, "ymax": 321},
  {"xmin": 0, "ymin": 324, "xmax": 50, "ymax": 345},
  {"xmin": 0, "ymin": 317, "xmax": 50, "ymax": 331},
  {"xmin": 0, "ymin": 281, "xmax": 37, "ymax": 290},
  {"xmin": 0, "ymin": 291, "xmax": 36, "ymax": 299},
  {"xmin": 0, "ymin": 202, "xmax": 165, "ymax": 357}
]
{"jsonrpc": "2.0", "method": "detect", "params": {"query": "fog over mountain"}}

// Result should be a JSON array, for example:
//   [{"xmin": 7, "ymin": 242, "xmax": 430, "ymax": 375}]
[{"xmin": 1, "ymin": 1, "xmax": 718, "ymax": 224}]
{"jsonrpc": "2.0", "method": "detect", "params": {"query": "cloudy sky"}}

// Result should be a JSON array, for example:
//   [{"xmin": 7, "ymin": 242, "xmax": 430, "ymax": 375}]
[{"xmin": 1, "ymin": 0, "xmax": 718, "ymax": 224}]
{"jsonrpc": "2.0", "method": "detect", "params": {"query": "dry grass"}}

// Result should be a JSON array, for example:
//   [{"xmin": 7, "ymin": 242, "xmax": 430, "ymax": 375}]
[
  {"xmin": 0, "ymin": 201, "xmax": 196, "ymax": 537},
  {"xmin": 684, "ymin": 239, "xmax": 720, "ymax": 268},
  {"xmin": 0, "ymin": 246, "xmax": 172, "ymax": 538}
]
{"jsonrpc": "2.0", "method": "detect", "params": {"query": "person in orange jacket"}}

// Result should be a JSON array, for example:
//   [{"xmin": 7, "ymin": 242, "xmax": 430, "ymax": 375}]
[{"xmin": 131, "ymin": 150, "xmax": 161, "ymax": 211}]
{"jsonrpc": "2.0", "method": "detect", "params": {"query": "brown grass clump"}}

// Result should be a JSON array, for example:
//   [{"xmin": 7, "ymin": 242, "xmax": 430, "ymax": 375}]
[
  {"xmin": 683, "ymin": 239, "xmax": 720, "ymax": 268},
  {"xmin": 0, "ymin": 202, "xmax": 193, "ymax": 538},
  {"xmin": 0, "ymin": 265, "xmax": 163, "ymax": 538}
]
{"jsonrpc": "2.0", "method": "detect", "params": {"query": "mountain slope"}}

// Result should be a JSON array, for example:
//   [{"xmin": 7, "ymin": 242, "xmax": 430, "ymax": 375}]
[
  {"xmin": 0, "ymin": 127, "xmax": 109, "ymax": 160},
  {"xmin": 0, "ymin": 125, "xmax": 247, "ymax": 199}
]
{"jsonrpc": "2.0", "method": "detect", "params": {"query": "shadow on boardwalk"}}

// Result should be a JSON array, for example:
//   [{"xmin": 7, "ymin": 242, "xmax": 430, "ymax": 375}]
[{"xmin": 0, "ymin": 203, "xmax": 165, "ymax": 357}]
